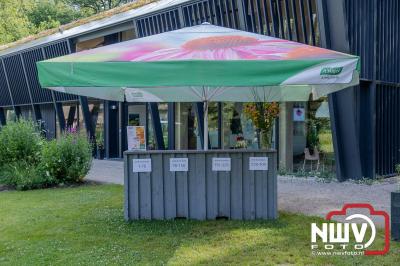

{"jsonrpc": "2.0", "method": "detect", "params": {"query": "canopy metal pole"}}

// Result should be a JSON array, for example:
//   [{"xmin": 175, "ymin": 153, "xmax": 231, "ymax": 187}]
[{"xmin": 203, "ymin": 101, "xmax": 208, "ymax": 151}]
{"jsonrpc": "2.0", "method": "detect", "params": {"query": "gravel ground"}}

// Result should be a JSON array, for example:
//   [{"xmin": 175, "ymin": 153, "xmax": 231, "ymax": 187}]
[
  {"xmin": 86, "ymin": 159, "xmax": 398, "ymax": 226},
  {"xmin": 278, "ymin": 176, "xmax": 397, "ymax": 227}
]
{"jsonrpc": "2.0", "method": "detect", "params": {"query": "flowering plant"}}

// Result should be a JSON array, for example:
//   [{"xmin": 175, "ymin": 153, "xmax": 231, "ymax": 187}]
[
  {"xmin": 66, "ymin": 126, "xmax": 77, "ymax": 134},
  {"xmin": 243, "ymin": 102, "xmax": 279, "ymax": 148},
  {"xmin": 234, "ymin": 135, "xmax": 247, "ymax": 149}
]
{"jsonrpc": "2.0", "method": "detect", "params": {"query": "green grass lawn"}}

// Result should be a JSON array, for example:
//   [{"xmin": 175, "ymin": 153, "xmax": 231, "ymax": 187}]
[{"xmin": 0, "ymin": 184, "xmax": 399, "ymax": 265}]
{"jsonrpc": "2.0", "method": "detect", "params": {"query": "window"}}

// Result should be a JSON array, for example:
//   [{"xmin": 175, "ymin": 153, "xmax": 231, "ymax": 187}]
[
  {"xmin": 175, "ymin": 103, "xmax": 200, "ymax": 150},
  {"xmin": 223, "ymin": 103, "xmax": 259, "ymax": 149}
]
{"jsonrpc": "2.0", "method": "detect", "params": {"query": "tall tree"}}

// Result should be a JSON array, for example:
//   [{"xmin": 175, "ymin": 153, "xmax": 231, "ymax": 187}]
[
  {"xmin": 0, "ymin": 0, "xmax": 32, "ymax": 45},
  {"xmin": 63, "ymin": 0, "xmax": 132, "ymax": 13},
  {"xmin": 0, "ymin": 0, "xmax": 86, "ymax": 46},
  {"xmin": 26, "ymin": 0, "xmax": 84, "ymax": 31},
  {"xmin": 0, "ymin": 0, "xmax": 134, "ymax": 46}
]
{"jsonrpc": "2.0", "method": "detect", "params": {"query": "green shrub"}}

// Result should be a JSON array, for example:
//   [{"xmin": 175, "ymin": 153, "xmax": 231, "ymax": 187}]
[
  {"xmin": 0, "ymin": 119, "xmax": 49, "ymax": 190},
  {"xmin": 0, "ymin": 120, "xmax": 93, "ymax": 190},
  {"xmin": 0, "ymin": 119, "xmax": 44, "ymax": 166},
  {"xmin": 40, "ymin": 133, "xmax": 92, "ymax": 183},
  {"xmin": 306, "ymin": 119, "xmax": 319, "ymax": 149},
  {"xmin": 0, "ymin": 162, "xmax": 54, "ymax": 191},
  {"xmin": 396, "ymin": 164, "xmax": 400, "ymax": 175}
]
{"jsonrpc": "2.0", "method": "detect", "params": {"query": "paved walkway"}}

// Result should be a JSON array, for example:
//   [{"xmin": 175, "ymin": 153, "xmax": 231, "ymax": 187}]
[
  {"xmin": 86, "ymin": 159, "xmax": 397, "ymax": 225},
  {"xmin": 86, "ymin": 159, "xmax": 124, "ymax": 185}
]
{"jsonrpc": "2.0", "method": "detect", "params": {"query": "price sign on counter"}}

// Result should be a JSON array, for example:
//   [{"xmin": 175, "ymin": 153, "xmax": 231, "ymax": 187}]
[
  {"xmin": 132, "ymin": 159, "xmax": 152, "ymax": 172},
  {"xmin": 249, "ymin": 157, "xmax": 268, "ymax": 171},
  {"xmin": 212, "ymin": 158, "xmax": 231, "ymax": 171},
  {"xmin": 170, "ymin": 158, "xmax": 188, "ymax": 172}
]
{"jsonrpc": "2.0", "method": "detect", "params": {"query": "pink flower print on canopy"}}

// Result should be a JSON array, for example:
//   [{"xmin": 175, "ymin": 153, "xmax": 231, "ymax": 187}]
[
  {"xmin": 127, "ymin": 35, "xmax": 297, "ymax": 61},
  {"xmin": 47, "ymin": 24, "xmax": 352, "ymax": 63},
  {"xmin": 118, "ymin": 43, "xmax": 166, "ymax": 61}
]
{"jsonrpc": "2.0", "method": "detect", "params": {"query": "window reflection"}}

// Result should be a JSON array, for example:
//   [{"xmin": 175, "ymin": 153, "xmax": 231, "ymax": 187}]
[
  {"xmin": 55, "ymin": 100, "xmax": 104, "ymax": 139},
  {"xmin": 159, "ymin": 103, "xmax": 168, "ymax": 148},
  {"xmin": 223, "ymin": 103, "xmax": 259, "ymax": 149},
  {"xmin": 208, "ymin": 102, "xmax": 219, "ymax": 149},
  {"xmin": 175, "ymin": 103, "xmax": 199, "ymax": 150},
  {"xmin": 147, "ymin": 103, "xmax": 168, "ymax": 150}
]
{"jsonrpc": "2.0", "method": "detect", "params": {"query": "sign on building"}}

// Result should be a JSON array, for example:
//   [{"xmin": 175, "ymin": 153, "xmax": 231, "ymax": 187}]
[
  {"xmin": 132, "ymin": 159, "xmax": 152, "ymax": 172},
  {"xmin": 127, "ymin": 126, "xmax": 146, "ymax": 150},
  {"xmin": 249, "ymin": 157, "xmax": 268, "ymax": 171},
  {"xmin": 170, "ymin": 158, "xmax": 189, "ymax": 172},
  {"xmin": 212, "ymin": 158, "xmax": 231, "ymax": 171}
]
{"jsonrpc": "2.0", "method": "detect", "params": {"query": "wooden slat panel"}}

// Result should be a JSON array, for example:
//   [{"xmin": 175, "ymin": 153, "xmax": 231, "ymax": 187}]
[
  {"xmin": 218, "ymin": 153, "xmax": 231, "ymax": 218},
  {"xmin": 206, "ymin": 153, "xmax": 218, "ymax": 219},
  {"xmin": 175, "ymin": 165, "xmax": 189, "ymax": 218},
  {"xmin": 242, "ymin": 152, "xmax": 256, "ymax": 219},
  {"xmin": 188, "ymin": 153, "xmax": 207, "ymax": 219},
  {"xmin": 151, "ymin": 154, "xmax": 164, "ymax": 219},
  {"xmin": 139, "ymin": 154, "xmax": 152, "ymax": 219},
  {"xmin": 230, "ymin": 152, "xmax": 243, "ymax": 219},
  {"xmin": 128, "ymin": 154, "xmax": 140, "ymax": 220},
  {"xmin": 267, "ymin": 152, "xmax": 278, "ymax": 218},
  {"xmin": 163, "ymin": 153, "xmax": 177, "ymax": 219},
  {"xmin": 126, "ymin": 150, "xmax": 277, "ymax": 220},
  {"xmin": 254, "ymin": 167, "xmax": 265, "ymax": 218}
]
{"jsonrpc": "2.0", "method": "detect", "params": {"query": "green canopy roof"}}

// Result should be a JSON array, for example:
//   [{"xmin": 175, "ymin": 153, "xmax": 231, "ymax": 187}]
[{"xmin": 37, "ymin": 23, "xmax": 359, "ymax": 103}]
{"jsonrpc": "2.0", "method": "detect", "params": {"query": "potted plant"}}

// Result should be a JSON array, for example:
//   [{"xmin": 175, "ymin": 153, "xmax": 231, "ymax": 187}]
[
  {"xmin": 243, "ymin": 102, "xmax": 279, "ymax": 149},
  {"xmin": 234, "ymin": 135, "xmax": 247, "ymax": 149},
  {"xmin": 392, "ymin": 165, "xmax": 400, "ymax": 241},
  {"xmin": 96, "ymin": 130, "xmax": 105, "ymax": 160},
  {"xmin": 305, "ymin": 119, "xmax": 320, "ymax": 157}
]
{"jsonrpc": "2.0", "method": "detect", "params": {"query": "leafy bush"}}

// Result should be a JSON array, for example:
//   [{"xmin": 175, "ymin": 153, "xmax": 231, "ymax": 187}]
[
  {"xmin": 396, "ymin": 164, "xmax": 400, "ymax": 175},
  {"xmin": 0, "ymin": 119, "xmax": 93, "ymax": 190},
  {"xmin": 0, "ymin": 162, "xmax": 55, "ymax": 191},
  {"xmin": 0, "ymin": 120, "xmax": 43, "ymax": 166},
  {"xmin": 306, "ymin": 119, "xmax": 319, "ymax": 149},
  {"xmin": 40, "ymin": 133, "xmax": 92, "ymax": 184}
]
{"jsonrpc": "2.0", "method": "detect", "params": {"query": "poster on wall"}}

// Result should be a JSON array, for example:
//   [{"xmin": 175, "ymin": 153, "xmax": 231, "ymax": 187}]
[
  {"xmin": 127, "ymin": 126, "xmax": 146, "ymax": 150},
  {"xmin": 293, "ymin": 107, "xmax": 305, "ymax": 122}
]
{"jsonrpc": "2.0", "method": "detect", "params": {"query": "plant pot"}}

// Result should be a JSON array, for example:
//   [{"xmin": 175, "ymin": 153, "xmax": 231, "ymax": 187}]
[
  {"xmin": 96, "ymin": 148, "xmax": 105, "ymax": 160},
  {"xmin": 392, "ymin": 191, "xmax": 400, "ymax": 241}
]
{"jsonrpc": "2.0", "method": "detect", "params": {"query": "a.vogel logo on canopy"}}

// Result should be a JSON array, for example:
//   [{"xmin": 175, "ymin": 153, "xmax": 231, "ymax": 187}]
[{"xmin": 320, "ymin": 67, "xmax": 343, "ymax": 75}]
